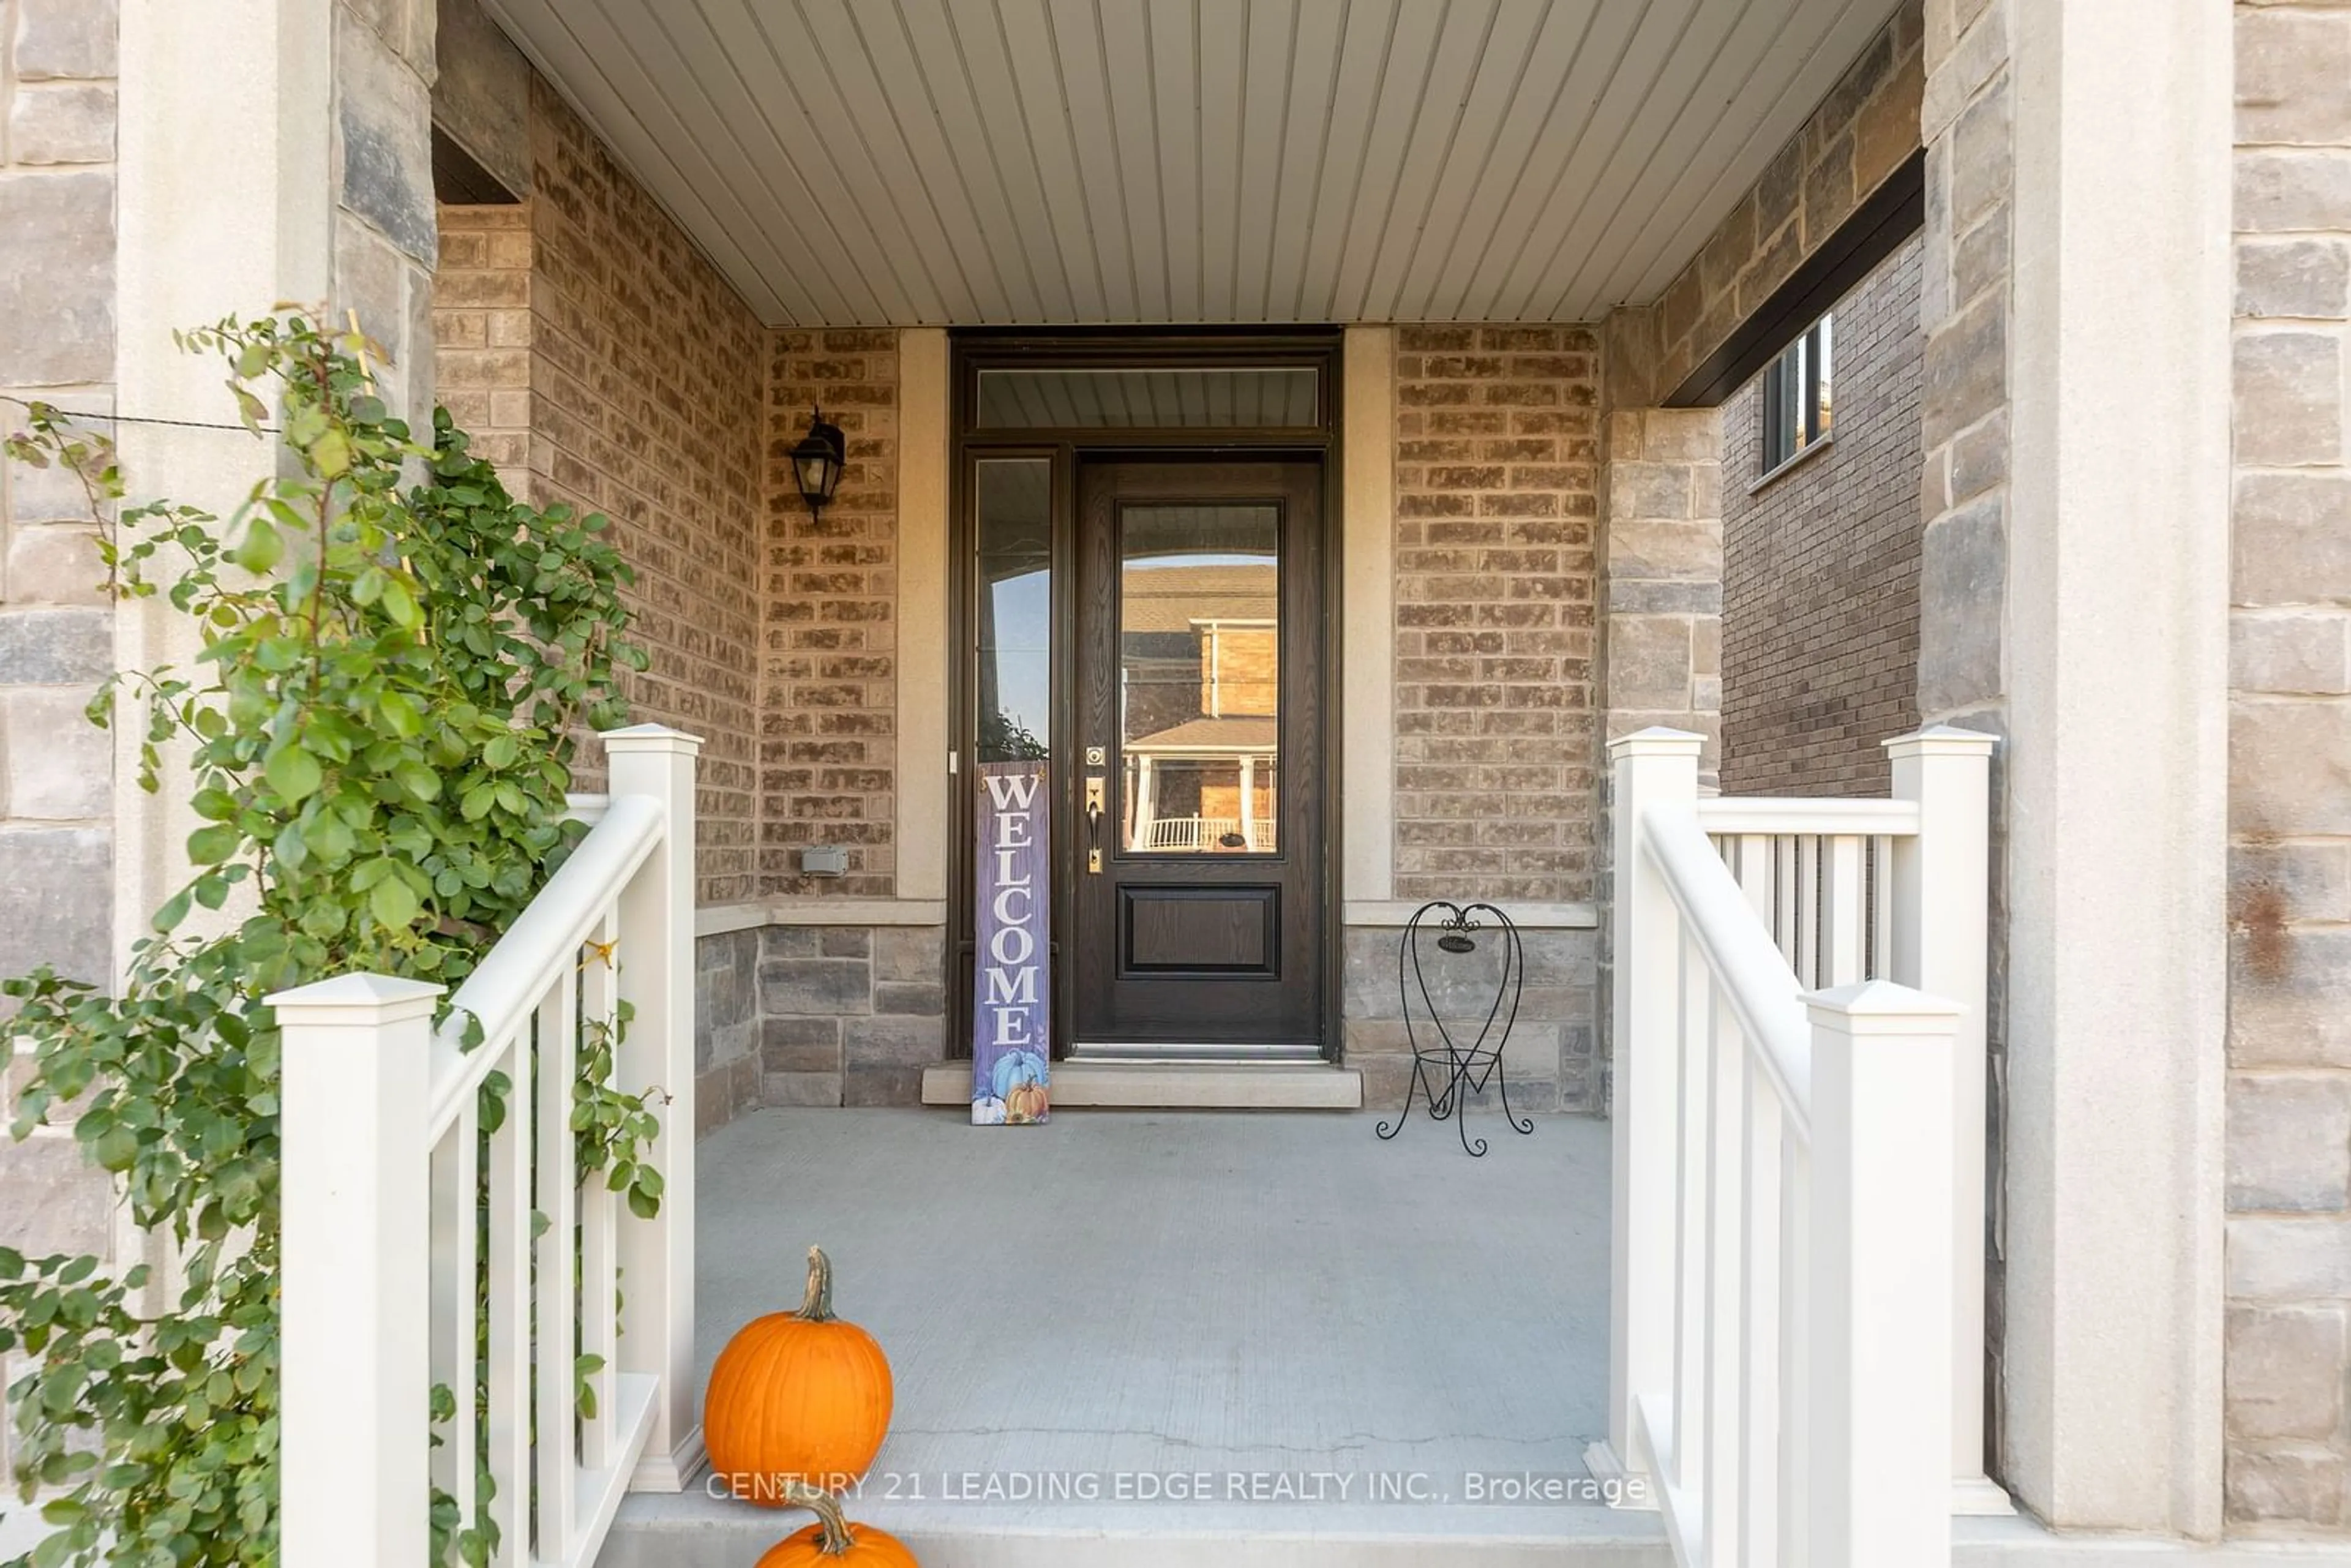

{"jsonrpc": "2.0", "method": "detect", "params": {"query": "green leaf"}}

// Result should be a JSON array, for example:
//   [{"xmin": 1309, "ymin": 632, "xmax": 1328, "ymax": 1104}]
[
  {"xmin": 231, "ymin": 517, "xmax": 282, "ymax": 576},
  {"xmin": 265, "ymin": 743, "xmax": 322, "ymax": 803},
  {"xmin": 186, "ymin": 824, "xmax": 241, "ymax": 865},
  {"xmin": 368, "ymin": 876, "xmax": 420, "ymax": 931}
]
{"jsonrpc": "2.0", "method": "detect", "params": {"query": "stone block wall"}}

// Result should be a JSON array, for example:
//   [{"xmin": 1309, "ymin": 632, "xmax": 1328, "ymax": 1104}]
[
  {"xmin": 520, "ymin": 80, "xmax": 766, "ymax": 906},
  {"xmin": 1721, "ymin": 234, "xmax": 1924, "ymax": 797},
  {"xmin": 1597, "ymin": 407, "xmax": 1726, "ymax": 761},
  {"xmin": 2225, "ymin": 0, "xmax": 2351, "ymax": 1533},
  {"xmin": 1626, "ymin": 0, "xmax": 1924, "ymax": 405},
  {"xmin": 1343, "ymin": 925, "xmax": 1601, "ymax": 1115},
  {"xmin": 1918, "ymin": 0, "xmax": 2014, "ymax": 1495},
  {"xmin": 0, "ymin": 0, "xmax": 114, "ymax": 998},
  {"xmin": 755, "ymin": 925, "xmax": 945, "ymax": 1108},
  {"xmin": 760, "ymin": 334, "xmax": 900, "ymax": 899},
  {"xmin": 1390, "ymin": 324, "xmax": 1600, "ymax": 906}
]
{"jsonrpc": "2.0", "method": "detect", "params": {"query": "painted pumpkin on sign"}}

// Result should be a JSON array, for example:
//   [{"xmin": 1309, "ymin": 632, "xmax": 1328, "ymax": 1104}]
[
  {"xmin": 1004, "ymin": 1080, "xmax": 1049, "ymax": 1123},
  {"xmin": 756, "ymin": 1481, "xmax": 920, "ymax": 1567},
  {"xmin": 706, "ymin": 1247, "xmax": 894, "ymax": 1503}
]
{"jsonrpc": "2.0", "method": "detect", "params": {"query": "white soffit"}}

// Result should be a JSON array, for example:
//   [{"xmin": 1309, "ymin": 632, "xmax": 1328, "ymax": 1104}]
[{"xmin": 478, "ymin": 0, "xmax": 1903, "ymax": 328}]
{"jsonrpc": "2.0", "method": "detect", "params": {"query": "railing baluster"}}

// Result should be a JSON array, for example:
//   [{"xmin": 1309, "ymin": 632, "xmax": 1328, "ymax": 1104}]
[
  {"xmin": 1823, "ymin": 836, "xmax": 1865, "ymax": 987},
  {"xmin": 1674, "ymin": 925, "xmax": 1709, "ymax": 1495},
  {"xmin": 535, "ymin": 976, "xmax": 581, "ymax": 1560},
  {"xmin": 579, "ymin": 911, "xmax": 621, "ymax": 1475},
  {"xmin": 486, "ymin": 1030, "xmax": 531, "ymax": 1558},
  {"xmin": 1739, "ymin": 1065, "xmax": 1783, "ymax": 1567},
  {"xmin": 1780, "ymin": 1135, "xmax": 1811, "ymax": 1568},
  {"xmin": 1701, "ymin": 978, "xmax": 1742, "ymax": 1567},
  {"xmin": 428, "ymin": 1100, "xmax": 480, "ymax": 1530}
]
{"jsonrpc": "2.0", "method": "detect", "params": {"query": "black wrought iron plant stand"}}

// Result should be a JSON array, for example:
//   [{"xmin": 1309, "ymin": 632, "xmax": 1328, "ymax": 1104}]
[{"xmin": 1376, "ymin": 901, "xmax": 1534, "ymax": 1157}]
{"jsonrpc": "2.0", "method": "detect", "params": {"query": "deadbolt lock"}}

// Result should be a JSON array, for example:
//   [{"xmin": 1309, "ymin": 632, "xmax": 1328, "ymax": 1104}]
[{"xmin": 1086, "ymin": 745, "xmax": 1106, "ymax": 766}]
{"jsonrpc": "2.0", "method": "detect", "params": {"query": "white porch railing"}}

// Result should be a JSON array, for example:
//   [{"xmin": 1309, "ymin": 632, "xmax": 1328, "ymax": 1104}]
[
  {"xmin": 274, "ymin": 725, "xmax": 703, "ymax": 1568},
  {"xmin": 1599, "ymin": 726, "xmax": 1994, "ymax": 1567},
  {"xmin": 1140, "ymin": 814, "xmax": 1240, "ymax": 850}
]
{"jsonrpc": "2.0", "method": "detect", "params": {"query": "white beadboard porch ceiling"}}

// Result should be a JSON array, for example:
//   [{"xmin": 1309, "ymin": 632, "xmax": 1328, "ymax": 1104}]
[{"xmin": 476, "ymin": 0, "xmax": 1902, "ymax": 328}]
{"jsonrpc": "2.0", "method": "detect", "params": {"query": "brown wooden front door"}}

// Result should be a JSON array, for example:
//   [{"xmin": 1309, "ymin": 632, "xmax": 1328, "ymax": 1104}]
[{"xmin": 1070, "ymin": 459, "xmax": 1325, "ymax": 1054}]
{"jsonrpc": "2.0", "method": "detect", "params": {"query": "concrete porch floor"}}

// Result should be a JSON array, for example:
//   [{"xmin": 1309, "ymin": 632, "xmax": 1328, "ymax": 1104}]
[{"xmin": 603, "ymin": 1105, "xmax": 1647, "ymax": 1566}]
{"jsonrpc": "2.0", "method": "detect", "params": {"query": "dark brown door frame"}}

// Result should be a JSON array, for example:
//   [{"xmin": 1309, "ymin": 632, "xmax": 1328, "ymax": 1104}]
[{"xmin": 945, "ymin": 329, "xmax": 1344, "ymax": 1063}]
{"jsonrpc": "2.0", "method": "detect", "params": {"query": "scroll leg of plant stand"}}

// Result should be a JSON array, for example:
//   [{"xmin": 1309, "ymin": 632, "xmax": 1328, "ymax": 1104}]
[
  {"xmin": 1493, "ymin": 1047, "xmax": 1536, "ymax": 1137},
  {"xmin": 1376, "ymin": 1049, "xmax": 1427, "ymax": 1139},
  {"xmin": 1455, "ymin": 1057, "xmax": 1490, "ymax": 1158}
]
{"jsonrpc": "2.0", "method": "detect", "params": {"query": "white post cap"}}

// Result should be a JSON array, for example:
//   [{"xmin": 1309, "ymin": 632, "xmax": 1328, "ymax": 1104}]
[
  {"xmin": 266, "ymin": 972, "xmax": 445, "ymax": 1024},
  {"xmin": 598, "ymin": 723, "xmax": 705, "ymax": 755},
  {"xmin": 1801, "ymin": 978, "xmax": 1965, "ymax": 1031},
  {"xmin": 1607, "ymin": 726, "xmax": 1706, "ymax": 760},
  {"xmin": 1882, "ymin": 724, "xmax": 1998, "ymax": 759}
]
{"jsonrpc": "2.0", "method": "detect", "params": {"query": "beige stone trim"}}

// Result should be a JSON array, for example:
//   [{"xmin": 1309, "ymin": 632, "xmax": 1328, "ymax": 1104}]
[
  {"xmin": 1340, "ymin": 325, "xmax": 1394, "ymax": 904},
  {"xmin": 897, "ymin": 327, "xmax": 950, "ymax": 902},
  {"xmin": 114, "ymin": 0, "xmax": 339, "ymax": 970},
  {"xmin": 696, "ymin": 899, "xmax": 948, "ymax": 936},
  {"xmin": 1343, "ymin": 901, "xmax": 1599, "ymax": 931}
]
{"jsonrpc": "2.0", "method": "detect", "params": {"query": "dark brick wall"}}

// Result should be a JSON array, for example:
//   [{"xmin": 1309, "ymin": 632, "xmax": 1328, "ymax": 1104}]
[{"xmin": 1720, "ymin": 233, "xmax": 1924, "ymax": 796}]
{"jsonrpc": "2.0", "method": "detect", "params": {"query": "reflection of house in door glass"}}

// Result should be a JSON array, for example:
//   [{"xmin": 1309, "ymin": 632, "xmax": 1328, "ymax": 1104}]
[{"xmin": 1117, "ymin": 505, "xmax": 1280, "ymax": 854}]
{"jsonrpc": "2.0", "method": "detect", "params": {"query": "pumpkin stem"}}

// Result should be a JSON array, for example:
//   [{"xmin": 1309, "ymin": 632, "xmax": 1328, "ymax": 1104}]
[
  {"xmin": 798, "ymin": 1245, "xmax": 837, "ymax": 1322},
  {"xmin": 781, "ymin": 1479, "xmax": 858, "ymax": 1555}
]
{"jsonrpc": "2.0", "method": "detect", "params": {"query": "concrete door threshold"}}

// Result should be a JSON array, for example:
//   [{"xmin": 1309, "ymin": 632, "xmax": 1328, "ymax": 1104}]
[{"xmin": 919, "ymin": 1060, "xmax": 1362, "ymax": 1109}]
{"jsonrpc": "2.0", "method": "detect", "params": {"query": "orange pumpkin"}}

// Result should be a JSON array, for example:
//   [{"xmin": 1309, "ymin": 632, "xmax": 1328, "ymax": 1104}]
[
  {"xmin": 756, "ymin": 1481, "xmax": 919, "ymax": 1567},
  {"xmin": 707, "ymin": 1247, "xmax": 894, "ymax": 1504},
  {"xmin": 1005, "ymin": 1080, "xmax": 1049, "ymax": 1123}
]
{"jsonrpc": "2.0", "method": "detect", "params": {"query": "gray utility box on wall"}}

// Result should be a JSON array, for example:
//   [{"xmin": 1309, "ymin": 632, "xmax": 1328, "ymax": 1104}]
[{"xmin": 799, "ymin": 845, "xmax": 849, "ymax": 877}]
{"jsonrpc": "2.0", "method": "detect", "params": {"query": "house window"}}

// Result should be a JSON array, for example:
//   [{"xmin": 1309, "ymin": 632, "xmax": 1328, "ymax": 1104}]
[{"xmin": 1760, "ymin": 315, "xmax": 1833, "ymax": 474}]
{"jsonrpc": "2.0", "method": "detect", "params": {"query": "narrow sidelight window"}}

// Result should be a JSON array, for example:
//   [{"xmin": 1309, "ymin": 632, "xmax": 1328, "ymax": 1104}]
[{"xmin": 1760, "ymin": 315, "xmax": 1833, "ymax": 474}]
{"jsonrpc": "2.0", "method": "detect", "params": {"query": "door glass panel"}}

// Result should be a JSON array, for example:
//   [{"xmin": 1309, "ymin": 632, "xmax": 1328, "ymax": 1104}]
[
  {"xmin": 975, "ymin": 459, "xmax": 1051, "ymax": 762},
  {"xmin": 1117, "ymin": 504, "xmax": 1279, "ymax": 854},
  {"xmin": 975, "ymin": 367, "xmax": 1318, "ymax": 429}
]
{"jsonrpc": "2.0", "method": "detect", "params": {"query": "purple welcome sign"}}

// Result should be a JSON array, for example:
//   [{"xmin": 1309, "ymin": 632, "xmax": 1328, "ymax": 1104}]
[{"xmin": 972, "ymin": 762, "xmax": 1051, "ymax": 1125}]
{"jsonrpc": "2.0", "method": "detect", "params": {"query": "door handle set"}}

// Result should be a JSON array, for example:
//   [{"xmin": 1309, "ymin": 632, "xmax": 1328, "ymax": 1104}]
[{"xmin": 1084, "ymin": 774, "xmax": 1106, "ymax": 872}]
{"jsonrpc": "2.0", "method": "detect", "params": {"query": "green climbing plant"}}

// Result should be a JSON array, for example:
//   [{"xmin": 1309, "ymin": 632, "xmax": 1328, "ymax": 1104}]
[{"xmin": 0, "ymin": 313, "xmax": 658, "ymax": 1567}]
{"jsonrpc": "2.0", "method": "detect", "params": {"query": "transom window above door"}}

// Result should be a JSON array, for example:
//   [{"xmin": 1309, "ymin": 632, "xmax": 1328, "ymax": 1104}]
[{"xmin": 973, "ymin": 366, "xmax": 1319, "ymax": 430}]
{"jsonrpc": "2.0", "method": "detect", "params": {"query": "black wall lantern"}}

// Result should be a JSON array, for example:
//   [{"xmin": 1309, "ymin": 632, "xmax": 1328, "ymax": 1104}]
[{"xmin": 789, "ymin": 406, "xmax": 846, "ymax": 519}]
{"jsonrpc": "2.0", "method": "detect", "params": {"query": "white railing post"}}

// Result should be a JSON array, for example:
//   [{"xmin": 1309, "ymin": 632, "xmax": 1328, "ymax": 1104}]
[
  {"xmin": 272, "ymin": 972, "xmax": 446, "ymax": 1568},
  {"xmin": 603, "ymin": 722, "xmax": 705, "ymax": 1491},
  {"xmin": 1804, "ymin": 980, "xmax": 1956, "ymax": 1567},
  {"xmin": 1883, "ymin": 724, "xmax": 1998, "ymax": 1506},
  {"xmin": 1599, "ymin": 726, "xmax": 1705, "ymax": 1492}
]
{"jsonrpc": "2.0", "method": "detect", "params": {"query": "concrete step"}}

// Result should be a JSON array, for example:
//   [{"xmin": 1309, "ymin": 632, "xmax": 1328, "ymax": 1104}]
[
  {"xmin": 597, "ymin": 1498, "xmax": 2317, "ymax": 1568},
  {"xmin": 599, "ymin": 1490, "xmax": 1673, "ymax": 1567}
]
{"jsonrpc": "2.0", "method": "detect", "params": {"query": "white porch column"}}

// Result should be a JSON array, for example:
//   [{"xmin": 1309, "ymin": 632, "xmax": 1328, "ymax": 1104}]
[
  {"xmin": 1239, "ymin": 756, "xmax": 1257, "ymax": 850},
  {"xmin": 604, "ymin": 724, "xmax": 705, "ymax": 1491},
  {"xmin": 274, "ymin": 972, "xmax": 444, "ymax": 1568},
  {"xmin": 1951, "ymin": 0, "xmax": 2233, "ymax": 1534},
  {"xmin": 1133, "ymin": 755, "xmax": 1155, "ymax": 851},
  {"xmin": 1884, "ymin": 726, "xmax": 1998, "ymax": 1506},
  {"xmin": 1598, "ymin": 727, "xmax": 1704, "ymax": 1485}
]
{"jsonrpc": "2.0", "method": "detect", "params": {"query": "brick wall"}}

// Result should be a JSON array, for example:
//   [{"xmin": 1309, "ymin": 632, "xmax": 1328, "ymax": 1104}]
[
  {"xmin": 1721, "ymin": 234, "xmax": 1924, "ymax": 797},
  {"xmin": 429, "ymin": 204, "xmax": 530, "ymax": 480},
  {"xmin": 1391, "ymin": 324, "xmax": 1600, "ymax": 906},
  {"xmin": 0, "ymin": 0, "xmax": 113, "ymax": 997},
  {"xmin": 760, "ymin": 332, "xmax": 899, "ymax": 899},
  {"xmin": 2225, "ymin": 0, "xmax": 2351, "ymax": 1532},
  {"xmin": 524, "ymin": 80, "xmax": 765, "ymax": 906}
]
